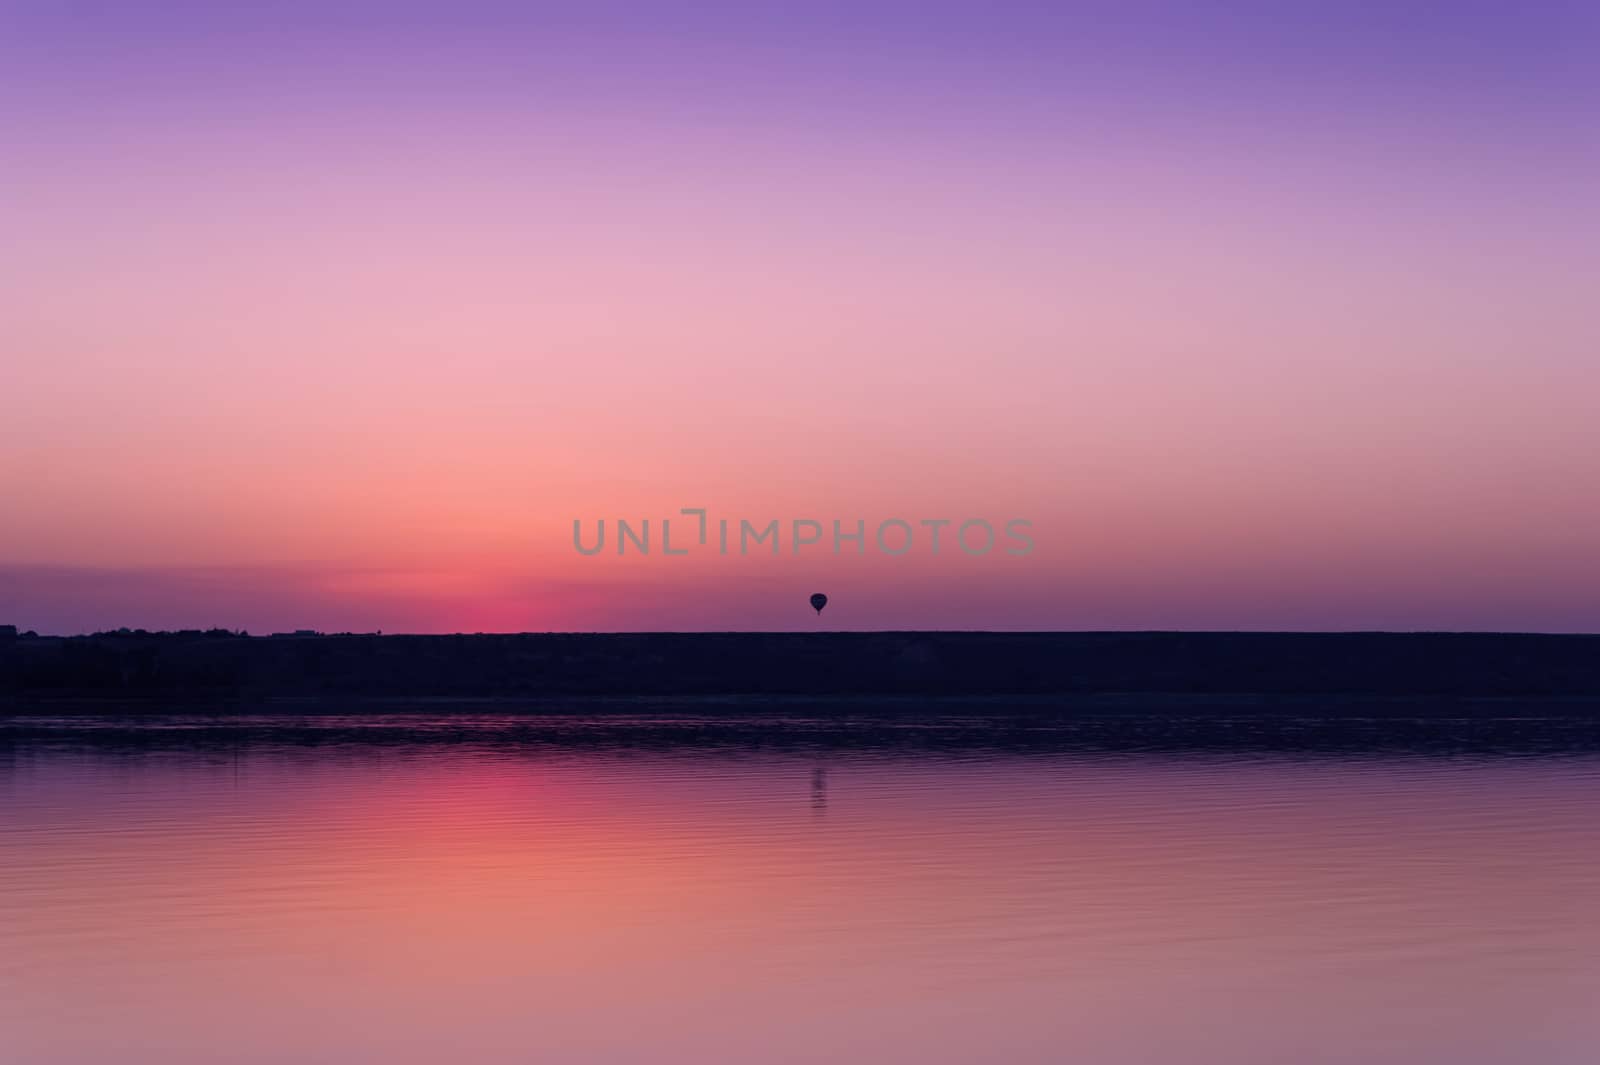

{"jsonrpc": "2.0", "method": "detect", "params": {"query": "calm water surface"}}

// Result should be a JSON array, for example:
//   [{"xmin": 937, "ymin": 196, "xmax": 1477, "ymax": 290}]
[{"xmin": 3, "ymin": 713, "xmax": 1599, "ymax": 1064}]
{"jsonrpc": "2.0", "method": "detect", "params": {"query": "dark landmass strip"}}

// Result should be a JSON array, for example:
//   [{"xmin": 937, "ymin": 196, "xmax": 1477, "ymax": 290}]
[{"xmin": 2, "ymin": 631, "xmax": 1598, "ymax": 710}]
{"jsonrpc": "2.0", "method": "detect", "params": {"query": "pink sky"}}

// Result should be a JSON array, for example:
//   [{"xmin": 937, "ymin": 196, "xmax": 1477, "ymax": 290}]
[{"xmin": 2, "ymin": 5, "xmax": 1597, "ymax": 632}]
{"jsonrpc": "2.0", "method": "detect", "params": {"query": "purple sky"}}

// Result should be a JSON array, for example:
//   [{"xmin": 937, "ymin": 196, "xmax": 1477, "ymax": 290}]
[{"xmin": 2, "ymin": 2, "xmax": 1597, "ymax": 633}]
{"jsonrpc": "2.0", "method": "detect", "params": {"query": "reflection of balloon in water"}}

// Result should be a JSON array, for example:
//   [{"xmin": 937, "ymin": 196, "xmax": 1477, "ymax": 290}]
[{"xmin": 809, "ymin": 593, "xmax": 828, "ymax": 615}]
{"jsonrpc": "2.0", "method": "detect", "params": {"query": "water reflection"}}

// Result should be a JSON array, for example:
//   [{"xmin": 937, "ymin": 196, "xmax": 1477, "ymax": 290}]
[{"xmin": 2, "ymin": 713, "xmax": 1599, "ymax": 1064}]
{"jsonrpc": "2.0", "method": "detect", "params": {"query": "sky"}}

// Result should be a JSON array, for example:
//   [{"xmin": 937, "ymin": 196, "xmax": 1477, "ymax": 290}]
[{"xmin": 2, "ymin": 2, "xmax": 1597, "ymax": 633}]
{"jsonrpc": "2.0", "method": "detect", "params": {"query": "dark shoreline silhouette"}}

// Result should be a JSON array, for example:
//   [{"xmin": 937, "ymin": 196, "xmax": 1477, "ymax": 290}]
[{"xmin": 3, "ymin": 631, "xmax": 1599, "ymax": 709}]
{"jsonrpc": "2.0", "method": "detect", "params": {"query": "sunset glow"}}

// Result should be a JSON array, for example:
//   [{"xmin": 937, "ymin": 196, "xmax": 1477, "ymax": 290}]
[{"xmin": 3, "ymin": 4, "xmax": 1597, "ymax": 632}]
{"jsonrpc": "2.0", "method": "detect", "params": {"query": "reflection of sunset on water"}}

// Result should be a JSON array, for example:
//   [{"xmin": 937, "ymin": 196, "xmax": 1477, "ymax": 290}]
[{"xmin": 5, "ymin": 741, "xmax": 1599, "ymax": 1063}]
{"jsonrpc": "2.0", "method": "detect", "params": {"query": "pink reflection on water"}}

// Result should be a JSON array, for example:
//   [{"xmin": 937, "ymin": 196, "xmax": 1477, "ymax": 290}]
[{"xmin": 3, "ymin": 745, "xmax": 1600, "ymax": 1063}]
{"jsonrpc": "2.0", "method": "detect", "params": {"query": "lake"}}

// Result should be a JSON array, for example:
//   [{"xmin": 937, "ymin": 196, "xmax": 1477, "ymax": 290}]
[{"xmin": 3, "ymin": 712, "xmax": 1599, "ymax": 1063}]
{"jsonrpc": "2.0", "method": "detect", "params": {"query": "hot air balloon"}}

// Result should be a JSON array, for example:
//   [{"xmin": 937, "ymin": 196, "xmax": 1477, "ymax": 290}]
[{"xmin": 809, "ymin": 593, "xmax": 828, "ymax": 615}]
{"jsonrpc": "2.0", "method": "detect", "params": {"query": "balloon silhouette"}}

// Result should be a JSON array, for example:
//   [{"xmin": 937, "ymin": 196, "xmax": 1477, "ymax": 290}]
[{"xmin": 809, "ymin": 593, "xmax": 828, "ymax": 615}]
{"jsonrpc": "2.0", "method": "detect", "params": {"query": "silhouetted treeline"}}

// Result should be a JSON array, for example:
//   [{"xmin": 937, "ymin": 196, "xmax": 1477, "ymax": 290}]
[
  {"xmin": 1, "ymin": 631, "xmax": 1598, "ymax": 702},
  {"xmin": 87, "ymin": 627, "xmax": 251, "ymax": 639}
]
